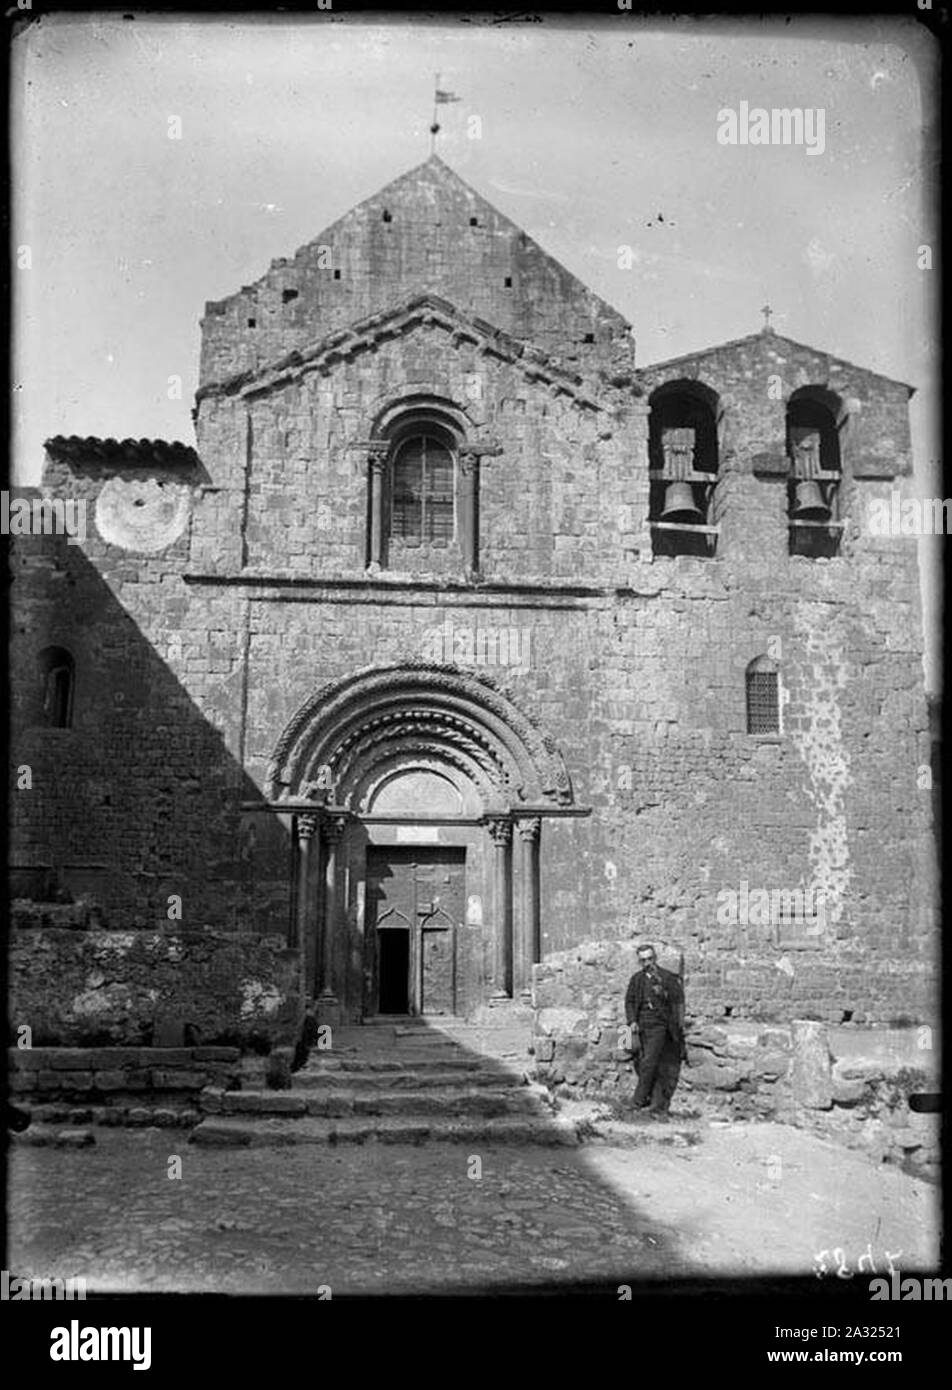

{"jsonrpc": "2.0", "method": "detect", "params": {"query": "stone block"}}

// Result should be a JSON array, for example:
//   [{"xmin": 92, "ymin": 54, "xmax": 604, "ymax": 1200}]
[
  {"xmin": 88, "ymin": 1048, "xmax": 144, "ymax": 1069},
  {"xmin": 789, "ymin": 1021, "xmax": 833, "ymax": 1110},
  {"xmin": 753, "ymin": 1051, "xmax": 790, "ymax": 1080},
  {"xmin": 193, "ymin": 1047, "xmax": 241, "ymax": 1062},
  {"xmin": 151, "ymin": 1070, "xmax": 208, "ymax": 1090},
  {"xmin": 55, "ymin": 1129, "xmax": 95, "ymax": 1148},
  {"xmin": 831, "ymin": 1078, "xmax": 867, "ymax": 1106},
  {"xmin": 140, "ymin": 1049, "xmax": 194, "ymax": 1067},
  {"xmin": 126, "ymin": 1108, "xmax": 152, "ymax": 1127},
  {"xmin": 533, "ymin": 1038, "xmax": 555, "ymax": 1062},
  {"xmin": 49, "ymin": 1050, "xmax": 96, "ymax": 1070},
  {"xmin": 56, "ymin": 1072, "xmax": 94, "ymax": 1091},
  {"xmin": 228, "ymin": 1094, "xmax": 306, "ymax": 1115},
  {"xmin": 536, "ymin": 1007, "xmax": 588, "ymax": 1039},
  {"xmin": 8, "ymin": 1048, "xmax": 44, "ymax": 1071},
  {"xmin": 92, "ymin": 1069, "xmax": 145, "ymax": 1091}
]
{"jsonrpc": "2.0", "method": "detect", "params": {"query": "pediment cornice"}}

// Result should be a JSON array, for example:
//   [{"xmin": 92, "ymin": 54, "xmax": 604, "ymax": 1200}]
[{"xmin": 195, "ymin": 292, "xmax": 620, "ymax": 412}]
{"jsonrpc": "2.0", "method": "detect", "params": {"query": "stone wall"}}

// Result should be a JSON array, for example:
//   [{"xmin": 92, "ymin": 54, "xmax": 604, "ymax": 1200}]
[
  {"xmin": 8, "ymin": 1045, "xmax": 242, "ymax": 1129},
  {"xmin": 531, "ymin": 946, "xmax": 939, "ymax": 1176},
  {"xmin": 9, "ymin": 926, "xmax": 303, "ymax": 1050}
]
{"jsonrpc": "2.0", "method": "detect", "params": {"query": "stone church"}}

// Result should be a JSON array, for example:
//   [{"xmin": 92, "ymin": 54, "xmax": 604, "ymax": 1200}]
[{"xmin": 9, "ymin": 155, "xmax": 937, "ymax": 1056}]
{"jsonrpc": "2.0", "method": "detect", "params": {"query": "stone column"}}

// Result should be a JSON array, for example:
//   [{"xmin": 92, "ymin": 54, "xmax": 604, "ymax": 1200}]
[
  {"xmin": 515, "ymin": 817, "xmax": 541, "ymax": 1000},
  {"xmin": 367, "ymin": 441, "xmax": 390, "ymax": 568},
  {"xmin": 317, "ymin": 814, "xmax": 347, "ymax": 1025},
  {"xmin": 458, "ymin": 449, "xmax": 480, "ymax": 575},
  {"xmin": 292, "ymin": 812, "xmax": 320, "ymax": 949},
  {"xmin": 486, "ymin": 817, "xmax": 513, "ymax": 1000}
]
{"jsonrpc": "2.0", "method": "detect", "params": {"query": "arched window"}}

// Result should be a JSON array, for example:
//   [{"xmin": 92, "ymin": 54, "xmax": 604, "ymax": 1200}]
[
  {"xmin": 746, "ymin": 656, "xmax": 780, "ymax": 735},
  {"xmin": 648, "ymin": 380, "xmax": 721, "ymax": 557},
  {"xmin": 38, "ymin": 646, "xmax": 74, "ymax": 728},
  {"xmin": 786, "ymin": 387, "xmax": 845, "ymax": 557},
  {"xmin": 390, "ymin": 434, "xmax": 455, "ymax": 547}
]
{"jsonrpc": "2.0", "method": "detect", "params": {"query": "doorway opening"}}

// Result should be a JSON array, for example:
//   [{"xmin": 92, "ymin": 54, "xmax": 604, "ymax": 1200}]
[{"xmin": 378, "ymin": 928, "xmax": 410, "ymax": 1014}]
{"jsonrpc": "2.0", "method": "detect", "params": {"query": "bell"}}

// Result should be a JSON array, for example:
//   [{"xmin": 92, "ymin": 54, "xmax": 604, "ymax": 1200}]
[
  {"xmin": 791, "ymin": 479, "xmax": 831, "ymax": 521},
  {"xmin": 660, "ymin": 480, "xmax": 703, "ymax": 523}
]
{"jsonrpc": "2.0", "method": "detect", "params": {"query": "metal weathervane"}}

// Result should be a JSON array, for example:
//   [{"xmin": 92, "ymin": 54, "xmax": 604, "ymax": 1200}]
[{"xmin": 430, "ymin": 74, "xmax": 461, "ymax": 154}]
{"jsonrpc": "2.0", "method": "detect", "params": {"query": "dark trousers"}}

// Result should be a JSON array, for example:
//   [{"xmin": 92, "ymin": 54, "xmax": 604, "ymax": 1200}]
[{"xmin": 633, "ymin": 1021, "xmax": 682, "ymax": 1112}]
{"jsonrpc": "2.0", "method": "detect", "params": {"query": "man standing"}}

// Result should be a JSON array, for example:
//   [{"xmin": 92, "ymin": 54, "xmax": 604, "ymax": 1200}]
[{"xmin": 624, "ymin": 944, "xmax": 688, "ymax": 1119}]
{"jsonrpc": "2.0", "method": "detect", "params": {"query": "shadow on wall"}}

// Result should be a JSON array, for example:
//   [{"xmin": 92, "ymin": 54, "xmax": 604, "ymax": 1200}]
[{"xmin": 8, "ymin": 532, "xmax": 298, "ymax": 1049}]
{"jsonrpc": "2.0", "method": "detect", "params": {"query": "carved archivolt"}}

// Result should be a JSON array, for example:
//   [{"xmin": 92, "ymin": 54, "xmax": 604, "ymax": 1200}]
[{"xmin": 268, "ymin": 662, "xmax": 574, "ymax": 813}]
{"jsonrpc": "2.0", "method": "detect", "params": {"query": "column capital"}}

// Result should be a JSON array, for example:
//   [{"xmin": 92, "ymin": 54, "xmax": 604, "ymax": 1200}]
[
  {"xmin": 516, "ymin": 816, "xmax": 541, "ymax": 842},
  {"xmin": 297, "ymin": 812, "xmax": 321, "ymax": 841},
  {"xmin": 484, "ymin": 816, "xmax": 513, "ymax": 846},
  {"xmin": 461, "ymin": 438, "xmax": 503, "ymax": 459},
  {"xmin": 350, "ymin": 437, "xmax": 391, "ymax": 458},
  {"xmin": 322, "ymin": 813, "xmax": 348, "ymax": 845}
]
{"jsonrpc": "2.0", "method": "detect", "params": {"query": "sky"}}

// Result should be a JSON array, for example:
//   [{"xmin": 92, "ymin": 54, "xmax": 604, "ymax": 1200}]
[{"xmin": 10, "ymin": 12, "xmax": 941, "ymax": 687}]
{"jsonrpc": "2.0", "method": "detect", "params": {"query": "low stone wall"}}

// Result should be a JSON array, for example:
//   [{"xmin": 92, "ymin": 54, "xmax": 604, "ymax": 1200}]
[
  {"xmin": 531, "ymin": 943, "xmax": 939, "ymax": 1180},
  {"xmin": 532, "ymin": 938, "xmax": 935, "ymax": 1028},
  {"xmin": 9, "ymin": 925, "xmax": 303, "ymax": 1050},
  {"xmin": 8, "ymin": 1045, "xmax": 242, "ymax": 1128}
]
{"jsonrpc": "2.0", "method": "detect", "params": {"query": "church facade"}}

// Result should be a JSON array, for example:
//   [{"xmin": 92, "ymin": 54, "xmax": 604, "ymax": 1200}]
[{"xmin": 10, "ymin": 156, "xmax": 937, "ymax": 1046}]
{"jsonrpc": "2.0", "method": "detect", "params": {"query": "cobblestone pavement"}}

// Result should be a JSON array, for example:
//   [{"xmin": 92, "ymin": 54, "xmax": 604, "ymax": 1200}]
[
  {"xmin": 8, "ymin": 1119, "xmax": 938, "ymax": 1295},
  {"xmin": 8, "ymin": 1131, "xmax": 683, "ymax": 1295}
]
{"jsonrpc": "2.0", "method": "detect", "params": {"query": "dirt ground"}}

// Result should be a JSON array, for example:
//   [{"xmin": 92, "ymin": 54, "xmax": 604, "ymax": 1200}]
[{"xmin": 8, "ymin": 1114, "xmax": 938, "ymax": 1294}]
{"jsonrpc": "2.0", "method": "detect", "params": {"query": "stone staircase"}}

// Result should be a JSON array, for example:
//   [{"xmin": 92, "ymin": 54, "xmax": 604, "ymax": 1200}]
[{"xmin": 189, "ymin": 1018, "xmax": 579, "ymax": 1148}]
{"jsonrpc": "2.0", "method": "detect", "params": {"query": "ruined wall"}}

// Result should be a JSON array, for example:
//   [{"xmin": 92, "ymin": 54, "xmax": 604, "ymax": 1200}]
[
  {"xmin": 9, "ymin": 924, "xmax": 302, "ymax": 1049},
  {"xmin": 198, "ymin": 155, "xmax": 634, "ymax": 391}
]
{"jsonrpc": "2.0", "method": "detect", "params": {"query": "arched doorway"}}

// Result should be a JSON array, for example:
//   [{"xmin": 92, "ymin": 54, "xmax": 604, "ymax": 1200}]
[{"xmin": 267, "ymin": 664, "xmax": 582, "ymax": 1024}]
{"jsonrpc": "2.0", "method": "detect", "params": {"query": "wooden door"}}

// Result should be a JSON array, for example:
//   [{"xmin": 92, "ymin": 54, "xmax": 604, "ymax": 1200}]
[{"xmin": 365, "ymin": 847, "xmax": 464, "ymax": 1016}]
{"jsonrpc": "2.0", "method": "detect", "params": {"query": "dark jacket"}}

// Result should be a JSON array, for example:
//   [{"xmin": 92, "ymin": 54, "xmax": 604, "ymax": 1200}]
[{"xmin": 624, "ymin": 966, "xmax": 686, "ymax": 1043}]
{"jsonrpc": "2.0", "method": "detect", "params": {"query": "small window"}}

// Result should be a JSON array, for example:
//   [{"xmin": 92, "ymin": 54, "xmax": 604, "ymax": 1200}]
[
  {"xmin": 469, "ymin": 217, "xmax": 478, "ymax": 227},
  {"xmin": 333, "ymin": 269, "xmax": 341, "ymax": 281},
  {"xmin": 504, "ymin": 276, "xmax": 512, "ymax": 288},
  {"xmin": 382, "ymin": 210, "xmax": 392, "ymax": 223},
  {"xmin": 282, "ymin": 289, "xmax": 298, "ymax": 304},
  {"xmin": 746, "ymin": 656, "xmax": 780, "ymax": 735},
  {"xmin": 247, "ymin": 318, "xmax": 256, "ymax": 328},
  {"xmin": 583, "ymin": 333, "xmax": 595, "ymax": 344},
  {"xmin": 38, "ymin": 646, "xmax": 74, "ymax": 729},
  {"xmin": 390, "ymin": 436, "xmax": 455, "ymax": 547}
]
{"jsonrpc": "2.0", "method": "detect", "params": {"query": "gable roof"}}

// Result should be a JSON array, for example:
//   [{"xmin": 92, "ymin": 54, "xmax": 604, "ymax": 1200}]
[{"xmin": 639, "ymin": 329, "xmax": 914, "ymax": 395}]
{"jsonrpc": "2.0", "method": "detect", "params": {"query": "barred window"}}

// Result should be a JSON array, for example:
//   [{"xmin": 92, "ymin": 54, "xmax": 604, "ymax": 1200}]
[
  {"xmin": 746, "ymin": 657, "xmax": 780, "ymax": 735},
  {"xmin": 38, "ymin": 646, "xmax": 74, "ymax": 729},
  {"xmin": 391, "ymin": 436, "xmax": 455, "ymax": 546}
]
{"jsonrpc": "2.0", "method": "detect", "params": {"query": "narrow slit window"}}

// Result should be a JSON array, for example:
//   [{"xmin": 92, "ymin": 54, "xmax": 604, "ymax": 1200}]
[
  {"xmin": 38, "ymin": 646, "xmax": 74, "ymax": 729},
  {"xmin": 746, "ymin": 658, "xmax": 780, "ymax": 735}
]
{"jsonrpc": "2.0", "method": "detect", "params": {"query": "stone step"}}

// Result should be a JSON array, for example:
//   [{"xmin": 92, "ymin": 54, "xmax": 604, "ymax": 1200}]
[
  {"xmin": 203, "ymin": 1085, "xmax": 551, "ymax": 1119},
  {"xmin": 188, "ymin": 1112, "xmax": 579, "ymax": 1149},
  {"xmin": 292, "ymin": 1065, "xmax": 526, "ymax": 1090},
  {"xmin": 297, "ymin": 1055, "xmax": 503, "ymax": 1075}
]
